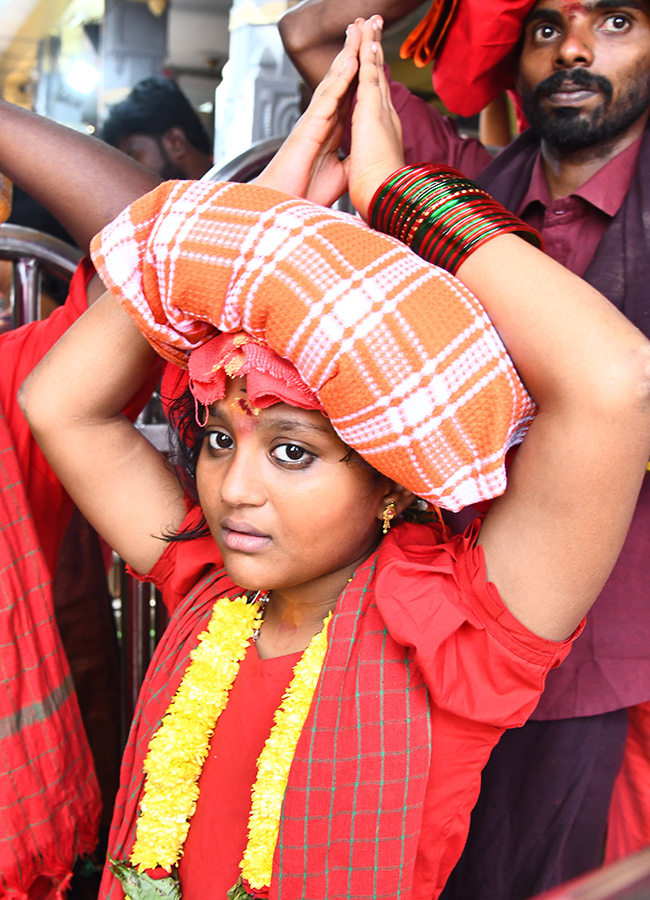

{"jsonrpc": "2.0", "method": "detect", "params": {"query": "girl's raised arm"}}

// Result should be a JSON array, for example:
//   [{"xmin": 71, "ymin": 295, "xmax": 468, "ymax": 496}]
[
  {"xmin": 19, "ymin": 292, "xmax": 186, "ymax": 575},
  {"xmin": 349, "ymin": 19, "xmax": 650, "ymax": 641}
]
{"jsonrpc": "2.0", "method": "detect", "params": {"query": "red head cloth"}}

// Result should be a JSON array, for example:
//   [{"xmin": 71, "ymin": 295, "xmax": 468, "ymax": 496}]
[
  {"xmin": 188, "ymin": 331, "xmax": 325, "ymax": 414},
  {"xmin": 400, "ymin": 0, "xmax": 537, "ymax": 117}
]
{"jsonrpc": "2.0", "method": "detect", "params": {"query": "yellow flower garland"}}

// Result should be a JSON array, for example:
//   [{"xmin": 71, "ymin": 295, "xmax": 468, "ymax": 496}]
[
  {"xmin": 129, "ymin": 593, "xmax": 330, "ymax": 894},
  {"xmin": 242, "ymin": 612, "xmax": 331, "ymax": 889}
]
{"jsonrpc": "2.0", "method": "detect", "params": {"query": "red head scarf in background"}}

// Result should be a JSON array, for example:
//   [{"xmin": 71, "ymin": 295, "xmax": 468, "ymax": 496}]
[{"xmin": 401, "ymin": 0, "xmax": 537, "ymax": 117}]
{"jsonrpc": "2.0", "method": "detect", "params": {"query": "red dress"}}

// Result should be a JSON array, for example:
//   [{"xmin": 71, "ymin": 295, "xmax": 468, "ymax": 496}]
[
  {"xmin": 178, "ymin": 646, "xmax": 301, "ymax": 897},
  {"xmin": 0, "ymin": 259, "xmax": 101, "ymax": 898},
  {"xmin": 102, "ymin": 508, "xmax": 579, "ymax": 900}
]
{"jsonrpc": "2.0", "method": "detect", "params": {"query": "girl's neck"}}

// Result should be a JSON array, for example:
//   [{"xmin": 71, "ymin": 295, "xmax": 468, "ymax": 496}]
[
  {"xmin": 253, "ymin": 557, "xmax": 365, "ymax": 659},
  {"xmin": 255, "ymin": 603, "xmax": 333, "ymax": 659}
]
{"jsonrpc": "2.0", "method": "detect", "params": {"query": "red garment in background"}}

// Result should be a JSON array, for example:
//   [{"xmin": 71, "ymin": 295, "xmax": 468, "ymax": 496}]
[
  {"xmin": 0, "ymin": 259, "xmax": 92, "ymax": 576},
  {"xmin": 0, "ymin": 259, "xmax": 101, "ymax": 898},
  {"xmin": 432, "ymin": 0, "xmax": 536, "ymax": 117}
]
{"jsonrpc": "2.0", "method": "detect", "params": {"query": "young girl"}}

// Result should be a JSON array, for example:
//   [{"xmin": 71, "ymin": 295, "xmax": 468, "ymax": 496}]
[{"xmin": 20, "ymin": 19, "xmax": 650, "ymax": 900}]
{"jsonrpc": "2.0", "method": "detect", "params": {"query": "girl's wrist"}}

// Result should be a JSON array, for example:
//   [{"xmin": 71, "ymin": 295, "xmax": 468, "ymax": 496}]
[{"xmin": 368, "ymin": 163, "xmax": 542, "ymax": 275}]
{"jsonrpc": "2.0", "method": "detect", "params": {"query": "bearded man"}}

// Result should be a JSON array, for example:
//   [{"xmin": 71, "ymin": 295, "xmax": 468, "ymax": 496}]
[{"xmin": 280, "ymin": 2, "xmax": 650, "ymax": 897}]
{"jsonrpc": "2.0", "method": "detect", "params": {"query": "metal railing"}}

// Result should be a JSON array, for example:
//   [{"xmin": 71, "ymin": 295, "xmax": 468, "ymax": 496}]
[{"xmin": 0, "ymin": 223, "xmax": 82, "ymax": 328}]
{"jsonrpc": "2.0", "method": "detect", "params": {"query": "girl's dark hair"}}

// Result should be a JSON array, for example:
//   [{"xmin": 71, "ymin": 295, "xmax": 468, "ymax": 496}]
[{"xmin": 163, "ymin": 384, "xmax": 211, "ymax": 542}]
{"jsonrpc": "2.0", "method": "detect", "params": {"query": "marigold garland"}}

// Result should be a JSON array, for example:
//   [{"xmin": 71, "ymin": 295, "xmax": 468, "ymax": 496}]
[
  {"xmin": 131, "ymin": 594, "xmax": 261, "ymax": 873},
  {"xmin": 119, "ymin": 593, "xmax": 331, "ymax": 899},
  {"xmin": 241, "ymin": 612, "xmax": 331, "ymax": 890}
]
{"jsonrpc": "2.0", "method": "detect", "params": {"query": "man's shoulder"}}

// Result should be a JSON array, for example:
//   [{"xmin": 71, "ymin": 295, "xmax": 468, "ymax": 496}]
[{"xmin": 386, "ymin": 72, "xmax": 493, "ymax": 179}]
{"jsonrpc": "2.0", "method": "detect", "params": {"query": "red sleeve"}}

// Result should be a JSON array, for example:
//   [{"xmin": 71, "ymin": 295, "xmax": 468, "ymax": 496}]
[
  {"xmin": 374, "ymin": 521, "xmax": 582, "ymax": 729},
  {"xmin": 128, "ymin": 503, "xmax": 223, "ymax": 615},
  {"xmin": 0, "ymin": 258, "xmax": 94, "ymax": 576}
]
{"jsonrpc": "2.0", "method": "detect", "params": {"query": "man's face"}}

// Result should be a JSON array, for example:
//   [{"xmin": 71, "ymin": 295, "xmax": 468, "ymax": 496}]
[
  {"xmin": 517, "ymin": 0, "xmax": 650, "ymax": 150},
  {"xmin": 116, "ymin": 133, "xmax": 185, "ymax": 180}
]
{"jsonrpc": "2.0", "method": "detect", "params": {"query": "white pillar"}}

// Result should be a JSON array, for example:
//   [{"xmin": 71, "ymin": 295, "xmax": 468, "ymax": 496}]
[{"xmin": 213, "ymin": 0, "xmax": 301, "ymax": 168}]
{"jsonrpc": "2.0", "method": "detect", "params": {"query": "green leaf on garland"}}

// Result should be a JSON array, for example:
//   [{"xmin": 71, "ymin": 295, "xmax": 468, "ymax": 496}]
[
  {"xmin": 226, "ymin": 878, "xmax": 256, "ymax": 900},
  {"xmin": 110, "ymin": 859, "xmax": 181, "ymax": 900}
]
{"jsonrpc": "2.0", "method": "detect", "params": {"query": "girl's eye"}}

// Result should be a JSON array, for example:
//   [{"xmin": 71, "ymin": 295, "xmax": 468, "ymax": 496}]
[
  {"xmin": 271, "ymin": 443, "xmax": 313, "ymax": 466},
  {"xmin": 206, "ymin": 430, "xmax": 234, "ymax": 452}
]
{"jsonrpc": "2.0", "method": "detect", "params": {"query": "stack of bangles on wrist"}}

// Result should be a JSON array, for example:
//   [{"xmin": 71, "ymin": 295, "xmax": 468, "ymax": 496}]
[{"xmin": 369, "ymin": 164, "xmax": 543, "ymax": 275}]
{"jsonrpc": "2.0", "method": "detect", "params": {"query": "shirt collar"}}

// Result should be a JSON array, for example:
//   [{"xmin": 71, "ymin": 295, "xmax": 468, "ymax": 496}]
[{"xmin": 518, "ymin": 131, "xmax": 644, "ymax": 217}]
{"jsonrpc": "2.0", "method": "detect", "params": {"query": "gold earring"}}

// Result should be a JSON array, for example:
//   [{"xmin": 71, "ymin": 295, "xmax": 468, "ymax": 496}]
[{"xmin": 382, "ymin": 500, "xmax": 396, "ymax": 534}]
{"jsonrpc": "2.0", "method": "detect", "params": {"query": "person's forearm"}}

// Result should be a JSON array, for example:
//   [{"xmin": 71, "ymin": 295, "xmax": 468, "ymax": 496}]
[
  {"xmin": 279, "ymin": 0, "xmax": 423, "ymax": 89},
  {"xmin": 19, "ymin": 292, "xmax": 157, "ymax": 435},
  {"xmin": 0, "ymin": 100, "xmax": 160, "ymax": 252},
  {"xmin": 456, "ymin": 235, "xmax": 650, "ymax": 417}
]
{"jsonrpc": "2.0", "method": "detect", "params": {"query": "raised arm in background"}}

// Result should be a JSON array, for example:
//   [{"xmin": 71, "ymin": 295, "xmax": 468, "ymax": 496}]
[
  {"xmin": 278, "ymin": 0, "xmax": 423, "ymax": 89},
  {"xmin": 0, "ymin": 100, "xmax": 161, "ymax": 304},
  {"xmin": 0, "ymin": 100, "xmax": 161, "ymax": 254}
]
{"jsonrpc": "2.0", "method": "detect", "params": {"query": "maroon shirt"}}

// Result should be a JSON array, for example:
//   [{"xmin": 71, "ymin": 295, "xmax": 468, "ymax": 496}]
[
  {"xmin": 389, "ymin": 76, "xmax": 650, "ymax": 718},
  {"xmin": 517, "ymin": 136, "xmax": 642, "ymax": 277}
]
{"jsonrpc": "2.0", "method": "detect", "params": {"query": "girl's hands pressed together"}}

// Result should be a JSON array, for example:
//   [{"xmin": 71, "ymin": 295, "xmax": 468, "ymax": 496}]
[
  {"xmin": 348, "ymin": 16, "xmax": 405, "ymax": 220},
  {"xmin": 253, "ymin": 22, "xmax": 360, "ymax": 206},
  {"xmin": 256, "ymin": 15, "xmax": 406, "ymax": 219}
]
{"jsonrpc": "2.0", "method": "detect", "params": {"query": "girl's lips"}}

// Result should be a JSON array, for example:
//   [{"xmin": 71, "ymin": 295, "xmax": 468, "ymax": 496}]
[{"xmin": 221, "ymin": 521, "xmax": 271, "ymax": 553}]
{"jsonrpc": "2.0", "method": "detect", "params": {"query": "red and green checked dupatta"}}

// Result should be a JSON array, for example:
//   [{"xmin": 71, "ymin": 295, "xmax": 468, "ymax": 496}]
[
  {"xmin": 0, "ymin": 403, "xmax": 100, "ymax": 898},
  {"xmin": 100, "ymin": 547, "xmax": 433, "ymax": 900}
]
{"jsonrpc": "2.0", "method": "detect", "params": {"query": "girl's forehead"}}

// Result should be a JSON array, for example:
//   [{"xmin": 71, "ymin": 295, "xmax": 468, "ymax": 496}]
[{"xmin": 208, "ymin": 377, "xmax": 336, "ymax": 435}]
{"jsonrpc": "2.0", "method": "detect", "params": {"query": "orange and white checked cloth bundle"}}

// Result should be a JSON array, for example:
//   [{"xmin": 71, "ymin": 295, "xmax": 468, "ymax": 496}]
[
  {"xmin": 0, "ymin": 174, "xmax": 12, "ymax": 223},
  {"xmin": 91, "ymin": 180, "xmax": 535, "ymax": 510}
]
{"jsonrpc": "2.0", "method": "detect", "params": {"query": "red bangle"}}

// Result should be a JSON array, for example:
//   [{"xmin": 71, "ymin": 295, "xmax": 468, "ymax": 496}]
[{"xmin": 369, "ymin": 164, "xmax": 542, "ymax": 274}]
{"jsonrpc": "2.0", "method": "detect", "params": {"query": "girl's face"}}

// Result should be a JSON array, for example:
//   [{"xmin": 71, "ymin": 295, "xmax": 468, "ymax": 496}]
[{"xmin": 196, "ymin": 378, "xmax": 391, "ymax": 600}]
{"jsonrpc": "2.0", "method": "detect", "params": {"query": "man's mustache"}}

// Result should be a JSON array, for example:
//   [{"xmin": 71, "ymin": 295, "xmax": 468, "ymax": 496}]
[{"xmin": 533, "ymin": 68, "xmax": 613, "ymax": 104}]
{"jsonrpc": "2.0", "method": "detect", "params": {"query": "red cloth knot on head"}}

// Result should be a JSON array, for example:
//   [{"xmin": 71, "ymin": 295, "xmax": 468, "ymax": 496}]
[{"xmin": 188, "ymin": 331, "xmax": 326, "ymax": 426}]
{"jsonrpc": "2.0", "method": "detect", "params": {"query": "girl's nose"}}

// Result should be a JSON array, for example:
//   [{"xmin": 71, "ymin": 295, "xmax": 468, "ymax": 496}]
[{"xmin": 219, "ymin": 449, "xmax": 266, "ymax": 508}]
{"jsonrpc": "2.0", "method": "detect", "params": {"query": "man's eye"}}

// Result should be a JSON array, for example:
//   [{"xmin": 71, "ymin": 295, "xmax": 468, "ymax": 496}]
[
  {"xmin": 272, "ymin": 443, "xmax": 312, "ymax": 465},
  {"xmin": 532, "ymin": 23, "xmax": 559, "ymax": 42},
  {"xmin": 206, "ymin": 430, "xmax": 233, "ymax": 451},
  {"xmin": 603, "ymin": 14, "xmax": 631, "ymax": 32}
]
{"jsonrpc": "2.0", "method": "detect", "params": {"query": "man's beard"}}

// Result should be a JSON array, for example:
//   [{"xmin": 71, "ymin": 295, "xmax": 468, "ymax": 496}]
[
  {"xmin": 522, "ymin": 67, "xmax": 650, "ymax": 151},
  {"xmin": 159, "ymin": 156, "xmax": 186, "ymax": 180}
]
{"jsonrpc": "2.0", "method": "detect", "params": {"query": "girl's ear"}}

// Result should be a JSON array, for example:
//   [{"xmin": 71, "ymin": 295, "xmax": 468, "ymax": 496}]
[{"xmin": 377, "ymin": 482, "xmax": 417, "ymax": 525}]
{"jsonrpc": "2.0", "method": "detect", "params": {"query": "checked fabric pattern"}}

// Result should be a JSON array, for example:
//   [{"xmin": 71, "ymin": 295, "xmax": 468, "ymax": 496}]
[
  {"xmin": 0, "ymin": 405, "xmax": 100, "ymax": 898},
  {"xmin": 91, "ymin": 179, "xmax": 535, "ymax": 511}
]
